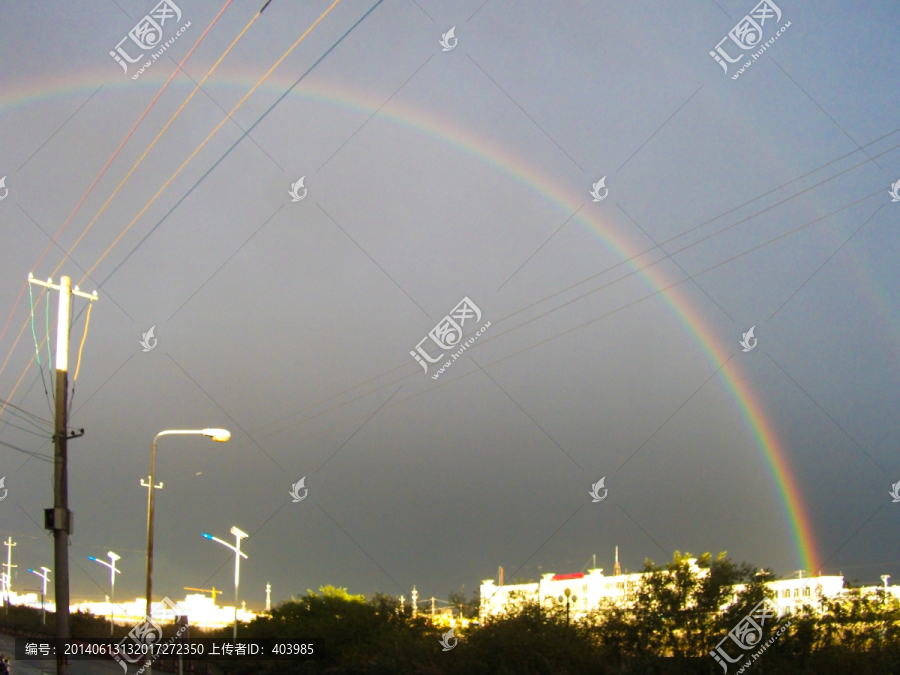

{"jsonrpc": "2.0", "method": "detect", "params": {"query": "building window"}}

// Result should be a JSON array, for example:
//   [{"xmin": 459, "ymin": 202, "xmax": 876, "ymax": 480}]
[
  {"xmin": 782, "ymin": 589, "xmax": 790, "ymax": 598},
  {"xmin": 794, "ymin": 589, "xmax": 799, "ymax": 597},
  {"xmin": 803, "ymin": 587, "xmax": 810, "ymax": 597}
]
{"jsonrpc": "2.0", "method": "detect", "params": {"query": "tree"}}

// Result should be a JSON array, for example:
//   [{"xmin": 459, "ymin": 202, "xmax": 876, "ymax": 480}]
[
  {"xmin": 590, "ymin": 551, "xmax": 767, "ymax": 660},
  {"xmin": 448, "ymin": 586, "xmax": 479, "ymax": 620}
]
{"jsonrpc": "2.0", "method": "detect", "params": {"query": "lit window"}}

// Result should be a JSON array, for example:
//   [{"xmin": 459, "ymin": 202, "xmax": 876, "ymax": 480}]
[
  {"xmin": 782, "ymin": 589, "xmax": 790, "ymax": 598},
  {"xmin": 803, "ymin": 587, "xmax": 810, "ymax": 596}
]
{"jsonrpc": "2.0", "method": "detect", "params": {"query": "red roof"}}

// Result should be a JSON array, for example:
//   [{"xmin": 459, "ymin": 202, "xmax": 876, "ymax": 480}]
[{"xmin": 551, "ymin": 573, "xmax": 584, "ymax": 580}]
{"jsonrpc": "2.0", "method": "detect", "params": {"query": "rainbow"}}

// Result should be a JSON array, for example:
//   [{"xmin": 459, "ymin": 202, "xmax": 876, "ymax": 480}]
[{"xmin": 0, "ymin": 68, "xmax": 820, "ymax": 573}]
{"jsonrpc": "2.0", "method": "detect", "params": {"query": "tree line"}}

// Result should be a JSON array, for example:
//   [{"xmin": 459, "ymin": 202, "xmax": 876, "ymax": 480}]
[{"xmin": 1, "ymin": 551, "xmax": 898, "ymax": 673}]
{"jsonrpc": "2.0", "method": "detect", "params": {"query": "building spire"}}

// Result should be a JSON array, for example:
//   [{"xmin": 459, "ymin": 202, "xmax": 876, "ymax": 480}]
[{"xmin": 614, "ymin": 546, "xmax": 621, "ymax": 576}]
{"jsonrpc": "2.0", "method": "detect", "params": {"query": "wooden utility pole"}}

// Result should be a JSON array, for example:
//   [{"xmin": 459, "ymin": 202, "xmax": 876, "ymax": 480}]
[{"xmin": 28, "ymin": 274, "xmax": 97, "ymax": 675}]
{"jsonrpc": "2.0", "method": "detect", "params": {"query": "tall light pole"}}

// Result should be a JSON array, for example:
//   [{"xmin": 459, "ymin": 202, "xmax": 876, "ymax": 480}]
[
  {"xmin": 88, "ymin": 552, "xmax": 120, "ymax": 634},
  {"xmin": 3, "ymin": 536, "xmax": 16, "ymax": 615},
  {"xmin": 557, "ymin": 588, "xmax": 577, "ymax": 629},
  {"xmin": 144, "ymin": 429, "xmax": 230, "ymax": 621},
  {"xmin": 29, "ymin": 274, "xmax": 98, "ymax": 675},
  {"xmin": 201, "ymin": 527, "xmax": 248, "ymax": 639},
  {"xmin": 27, "ymin": 568, "xmax": 51, "ymax": 625}
]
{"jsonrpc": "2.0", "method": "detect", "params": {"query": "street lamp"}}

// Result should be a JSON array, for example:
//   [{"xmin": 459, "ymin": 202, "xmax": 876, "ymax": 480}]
[
  {"xmin": 557, "ymin": 588, "xmax": 578, "ymax": 628},
  {"xmin": 144, "ymin": 429, "xmax": 230, "ymax": 622},
  {"xmin": 27, "ymin": 567, "xmax": 51, "ymax": 625},
  {"xmin": 89, "ymin": 552, "xmax": 120, "ymax": 634},
  {"xmin": 201, "ymin": 527, "xmax": 248, "ymax": 639}
]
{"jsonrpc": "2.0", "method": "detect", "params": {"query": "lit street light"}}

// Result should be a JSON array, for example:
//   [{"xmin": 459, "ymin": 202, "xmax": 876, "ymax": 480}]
[
  {"xmin": 201, "ymin": 527, "xmax": 248, "ymax": 640},
  {"xmin": 88, "ymin": 552, "xmax": 120, "ymax": 635},
  {"xmin": 144, "ymin": 428, "xmax": 229, "ymax": 675},
  {"xmin": 27, "ymin": 567, "xmax": 51, "ymax": 625}
]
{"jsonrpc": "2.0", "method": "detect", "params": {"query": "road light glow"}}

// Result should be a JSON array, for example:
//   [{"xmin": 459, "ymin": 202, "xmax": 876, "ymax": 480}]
[{"xmin": 203, "ymin": 429, "xmax": 231, "ymax": 442}]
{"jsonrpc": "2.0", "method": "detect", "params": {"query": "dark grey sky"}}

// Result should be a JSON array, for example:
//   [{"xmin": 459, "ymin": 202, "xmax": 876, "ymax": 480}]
[{"xmin": 1, "ymin": 0, "xmax": 898, "ymax": 611}]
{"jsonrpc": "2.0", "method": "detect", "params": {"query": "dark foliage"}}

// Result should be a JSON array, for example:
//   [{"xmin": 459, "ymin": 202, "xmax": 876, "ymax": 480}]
[{"xmin": 2, "ymin": 554, "xmax": 899, "ymax": 674}]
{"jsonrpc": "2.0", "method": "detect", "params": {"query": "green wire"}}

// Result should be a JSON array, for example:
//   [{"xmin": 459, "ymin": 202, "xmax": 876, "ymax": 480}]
[{"xmin": 28, "ymin": 284, "xmax": 42, "ymax": 367}]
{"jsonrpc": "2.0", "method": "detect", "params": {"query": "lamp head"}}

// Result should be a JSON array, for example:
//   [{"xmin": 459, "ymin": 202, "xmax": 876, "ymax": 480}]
[
  {"xmin": 108, "ymin": 552, "xmax": 120, "ymax": 561},
  {"xmin": 88, "ymin": 557, "xmax": 97, "ymax": 562},
  {"xmin": 230, "ymin": 526, "xmax": 248, "ymax": 540},
  {"xmin": 201, "ymin": 533, "xmax": 213, "ymax": 540},
  {"xmin": 27, "ymin": 568, "xmax": 34, "ymax": 573},
  {"xmin": 203, "ymin": 428, "xmax": 231, "ymax": 442}
]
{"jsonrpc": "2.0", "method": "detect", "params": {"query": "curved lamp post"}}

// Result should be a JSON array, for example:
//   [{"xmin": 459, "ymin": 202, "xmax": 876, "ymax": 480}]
[
  {"xmin": 88, "ymin": 552, "xmax": 120, "ymax": 634},
  {"xmin": 27, "ymin": 567, "xmax": 51, "ymax": 625},
  {"xmin": 144, "ymin": 429, "xmax": 230, "ymax": 621},
  {"xmin": 201, "ymin": 527, "xmax": 248, "ymax": 639}
]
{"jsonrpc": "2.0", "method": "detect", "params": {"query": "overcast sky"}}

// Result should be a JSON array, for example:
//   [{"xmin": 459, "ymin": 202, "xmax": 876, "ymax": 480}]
[{"xmin": 0, "ymin": 0, "xmax": 898, "ymax": 611}]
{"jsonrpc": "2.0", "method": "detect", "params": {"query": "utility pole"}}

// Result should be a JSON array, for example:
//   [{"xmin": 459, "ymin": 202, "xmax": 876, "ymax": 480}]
[
  {"xmin": 3, "ymin": 536, "xmax": 16, "ymax": 615},
  {"xmin": 28, "ymin": 274, "xmax": 98, "ymax": 675}
]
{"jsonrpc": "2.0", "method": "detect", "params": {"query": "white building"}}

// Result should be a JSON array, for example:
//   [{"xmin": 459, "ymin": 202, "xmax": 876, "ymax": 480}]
[
  {"xmin": 70, "ymin": 594, "xmax": 256, "ymax": 628},
  {"xmin": 480, "ymin": 555, "xmax": 863, "ymax": 621}
]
